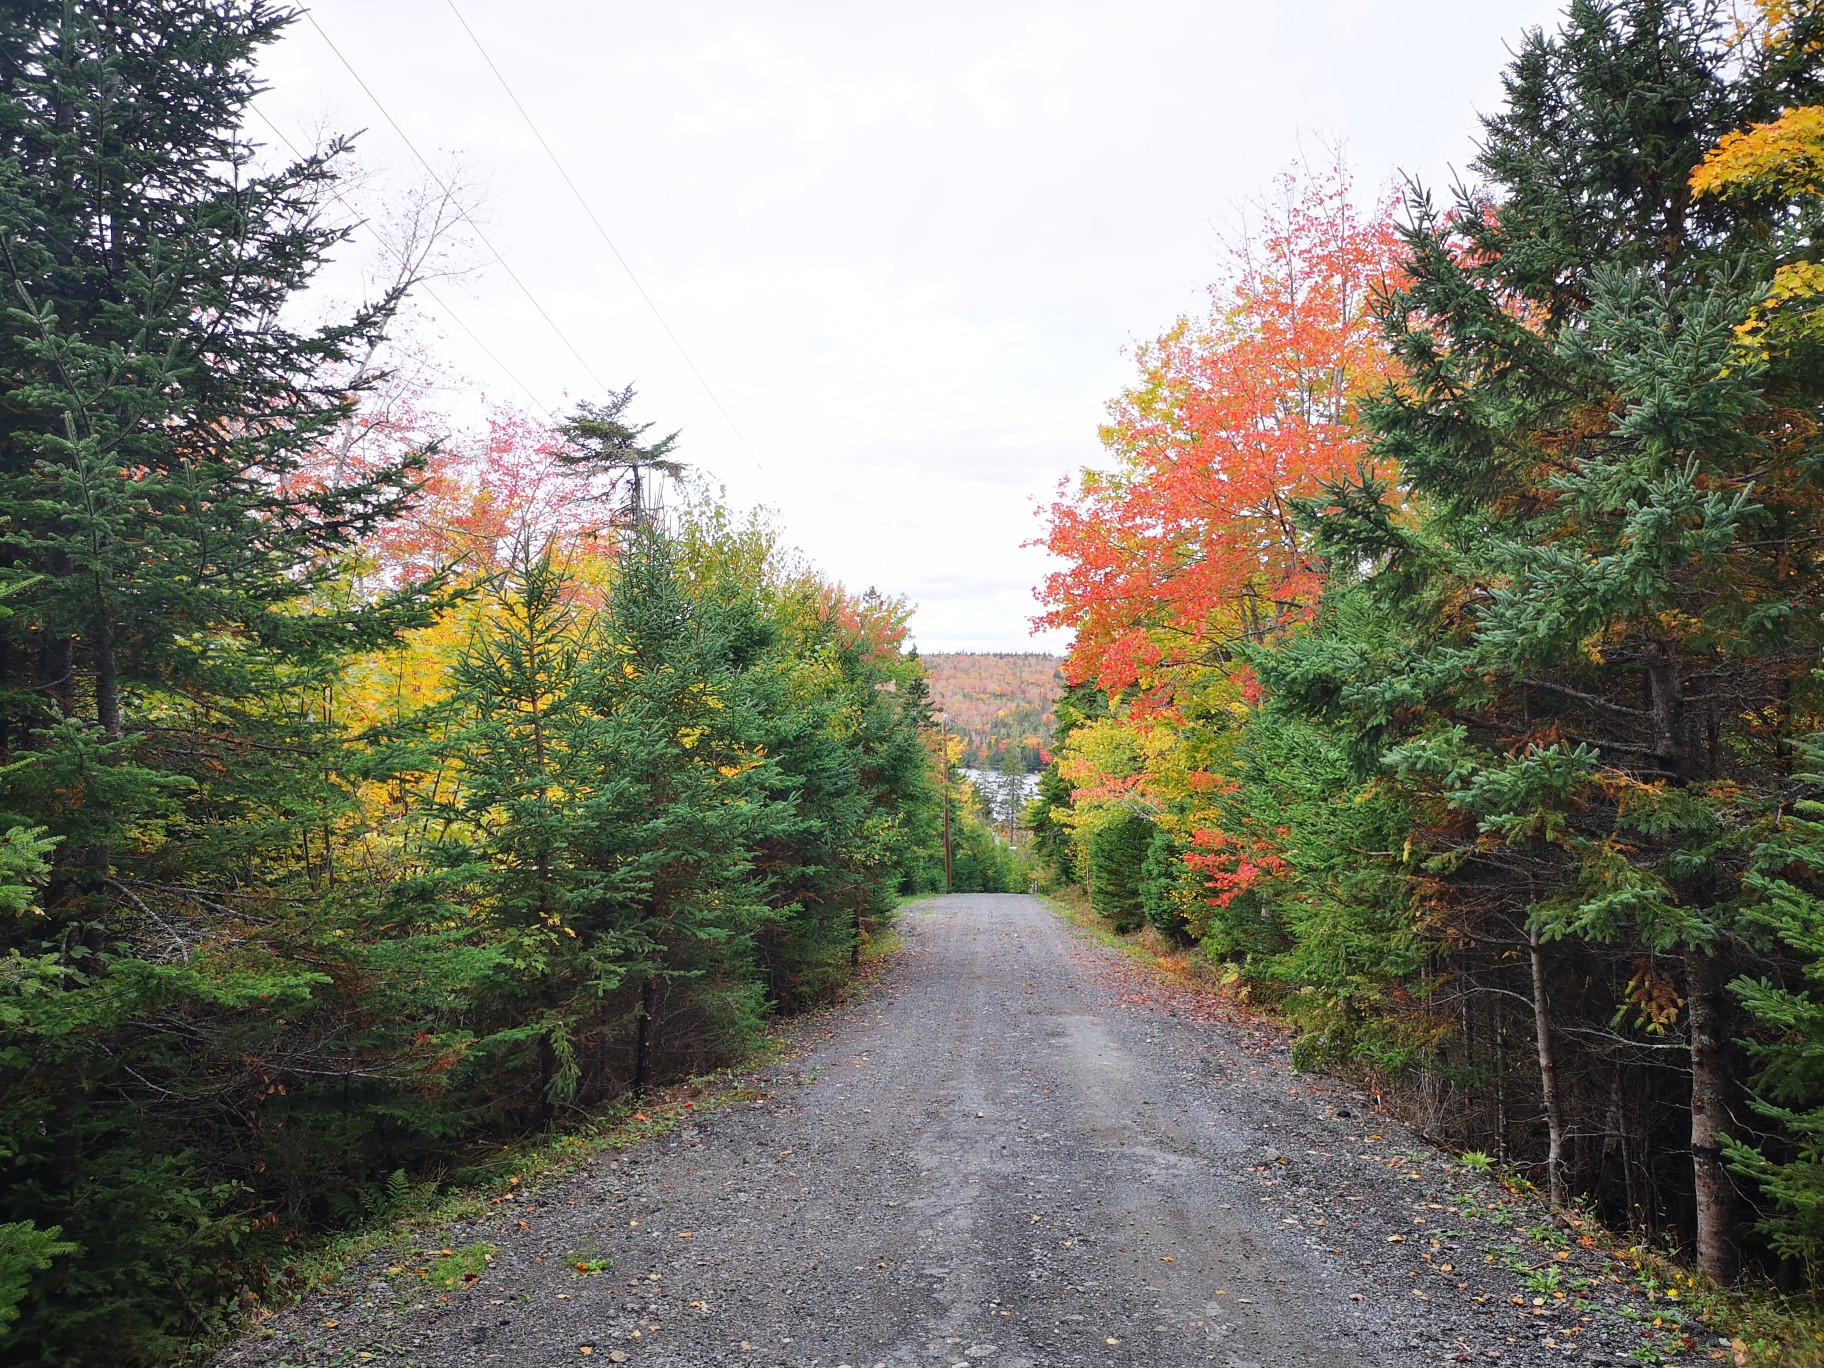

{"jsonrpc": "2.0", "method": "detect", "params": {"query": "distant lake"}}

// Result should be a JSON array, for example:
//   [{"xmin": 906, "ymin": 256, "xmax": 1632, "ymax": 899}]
[{"xmin": 963, "ymin": 768, "xmax": 1040, "ymax": 824}]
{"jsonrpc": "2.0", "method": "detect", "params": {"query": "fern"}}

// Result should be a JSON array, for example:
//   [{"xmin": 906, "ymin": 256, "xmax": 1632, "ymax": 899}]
[{"xmin": 328, "ymin": 1169, "xmax": 414, "ymax": 1229}]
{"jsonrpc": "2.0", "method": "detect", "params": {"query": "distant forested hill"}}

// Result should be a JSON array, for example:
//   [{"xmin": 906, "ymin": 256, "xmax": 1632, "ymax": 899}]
[{"xmin": 922, "ymin": 652, "xmax": 1063, "ymax": 772}]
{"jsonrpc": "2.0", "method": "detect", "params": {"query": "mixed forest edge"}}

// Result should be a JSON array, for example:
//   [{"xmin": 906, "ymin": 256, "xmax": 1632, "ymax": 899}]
[
  {"xmin": 1023, "ymin": 0, "xmax": 1824, "ymax": 1359},
  {"xmin": 0, "ymin": 6, "xmax": 1024, "ymax": 1364},
  {"xmin": 14, "ymin": 0, "xmax": 1824, "ymax": 1365}
]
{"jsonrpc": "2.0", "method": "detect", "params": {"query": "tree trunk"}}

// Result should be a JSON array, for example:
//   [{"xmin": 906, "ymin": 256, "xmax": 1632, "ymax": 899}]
[
  {"xmin": 1646, "ymin": 638, "xmax": 1694, "ymax": 782},
  {"xmin": 94, "ymin": 624, "xmax": 119, "ymax": 737},
  {"xmin": 1688, "ymin": 947, "xmax": 1737, "ymax": 1283},
  {"xmin": 633, "ymin": 976, "xmax": 656, "ymax": 1096},
  {"xmin": 538, "ymin": 1029, "xmax": 558, "ymax": 1124},
  {"xmin": 1528, "ymin": 925, "xmax": 1567, "ymax": 1209},
  {"xmin": 1494, "ymin": 993, "xmax": 1509, "ymax": 1161}
]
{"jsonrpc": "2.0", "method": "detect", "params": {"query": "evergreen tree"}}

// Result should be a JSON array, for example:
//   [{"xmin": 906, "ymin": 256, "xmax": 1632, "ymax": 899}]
[
  {"xmin": 555, "ymin": 387, "xmax": 683, "ymax": 528},
  {"xmin": 571, "ymin": 530, "xmax": 787, "ymax": 1092},
  {"xmin": 0, "ymin": 4, "xmax": 435, "ymax": 1357},
  {"xmin": 432, "ymin": 539, "xmax": 614, "ymax": 1117},
  {"xmin": 1140, "ymin": 824, "xmax": 1194, "ymax": 944},
  {"xmin": 1088, "ymin": 810, "xmax": 1151, "ymax": 932},
  {"xmin": 1726, "ymin": 744, "xmax": 1824, "ymax": 1267},
  {"xmin": 1297, "ymin": 0, "xmax": 1824, "ymax": 1273}
]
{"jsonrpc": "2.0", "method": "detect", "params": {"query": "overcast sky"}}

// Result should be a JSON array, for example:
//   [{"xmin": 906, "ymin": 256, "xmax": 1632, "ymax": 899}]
[{"xmin": 256, "ymin": 0, "xmax": 1567, "ymax": 653}]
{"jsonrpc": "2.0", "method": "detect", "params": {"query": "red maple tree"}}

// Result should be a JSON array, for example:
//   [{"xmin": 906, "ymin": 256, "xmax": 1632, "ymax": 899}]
[{"xmin": 1036, "ymin": 162, "xmax": 1405, "ymax": 706}]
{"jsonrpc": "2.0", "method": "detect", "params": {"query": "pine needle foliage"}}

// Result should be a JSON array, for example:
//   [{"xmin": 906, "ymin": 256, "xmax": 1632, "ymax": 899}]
[{"xmin": 0, "ymin": 7, "xmax": 949, "ymax": 1361}]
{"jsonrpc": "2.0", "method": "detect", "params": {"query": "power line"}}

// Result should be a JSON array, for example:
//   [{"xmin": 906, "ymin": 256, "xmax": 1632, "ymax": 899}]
[
  {"xmin": 443, "ymin": 0, "xmax": 767, "ymax": 475},
  {"xmin": 418, "ymin": 283, "xmax": 559, "ymax": 418},
  {"xmin": 246, "ymin": 104, "xmax": 558, "ymax": 418},
  {"xmin": 302, "ymin": 10, "xmax": 615, "ymax": 399}
]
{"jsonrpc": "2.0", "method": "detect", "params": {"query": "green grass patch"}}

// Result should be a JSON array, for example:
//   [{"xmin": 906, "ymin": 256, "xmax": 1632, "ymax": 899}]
[
  {"xmin": 564, "ymin": 1240, "xmax": 612, "ymax": 1277},
  {"xmin": 419, "ymin": 1241, "xmax": 494, "ymax": 1292}
]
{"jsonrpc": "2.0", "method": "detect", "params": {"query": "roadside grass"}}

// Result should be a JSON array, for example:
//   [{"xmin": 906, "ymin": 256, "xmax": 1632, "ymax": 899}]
[
  {"xmin": 1457, "ymin": 1159, "xmax": 1824, "ymax": 1368},
  {"xmin": 1041, "ymin": 888, "xmax": 1824, "ymax": 1368},
  {"xmin": 1038, "ymin": 888, "xmax": 1264, "ymax": 1007},
  {"xmin": 212, "ymin": 912, "xmax": 911, "ymax": 1362},
  {"xmin": 1641, "ymin": 1264, "xmax": 1824, "ymax": 1367},
  {"xmin": 222, "ymin": 1064, "xmax": 767, "ymax": 1358}
]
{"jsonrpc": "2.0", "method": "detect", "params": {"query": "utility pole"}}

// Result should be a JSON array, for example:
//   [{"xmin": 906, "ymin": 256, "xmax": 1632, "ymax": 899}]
[{"xmin": 940, "ymin": 713, "xmax": 953, "ymax": 894}]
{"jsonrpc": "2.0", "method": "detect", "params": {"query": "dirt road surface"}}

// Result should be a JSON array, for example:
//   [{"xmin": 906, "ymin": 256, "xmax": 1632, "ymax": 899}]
[{"xmin": 224, "ymin": 895, "xmax": 1686, "ymax": 1367}]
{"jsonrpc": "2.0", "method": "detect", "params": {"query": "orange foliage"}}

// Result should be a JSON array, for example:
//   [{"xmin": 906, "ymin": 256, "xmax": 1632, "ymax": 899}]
[
  {"xmin": 377, "ymin": 407, "xmax": 613, "ymax": 585},
  {"xmin": 1035, "ymin": 163, "xmax": 1404, "ymax": 704},
  {"xmin": 921, "ymin": 653, "xmax": 1062, "ymax": 770}
]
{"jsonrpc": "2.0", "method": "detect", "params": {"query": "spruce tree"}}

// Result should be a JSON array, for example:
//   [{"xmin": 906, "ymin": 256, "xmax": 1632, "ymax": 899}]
[
  {"xmin": 571, "ymin": 530, "xmax": 786, "ymax": 1092},
  {"xmin": 434, "ymin": 538, "xmax": 611, "ymax": 1116},
  {"xmin": 1301, "ymin": 0, "xmax": 1824, "ymax": 1275},
  {"xmin": 555, "ymin": 387, "xmax": 683, "ymax": 528},
  {"xmin": 1088, "ymin": 810, "xmax": 1151, "ymax": 932},
  {"xmin": 0, "ymin": 3, "xmax": 434, "ymax": 1356}
]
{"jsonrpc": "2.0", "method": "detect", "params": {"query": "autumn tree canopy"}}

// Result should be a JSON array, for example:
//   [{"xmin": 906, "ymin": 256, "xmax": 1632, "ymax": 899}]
[{"xmin": 1037, "ymin": 162, "xmax": 1403, "ymax": 704}]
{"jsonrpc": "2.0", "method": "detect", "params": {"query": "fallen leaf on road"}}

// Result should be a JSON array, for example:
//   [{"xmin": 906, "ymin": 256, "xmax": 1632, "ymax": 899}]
[
  {"xmin": 1106, "ymin": 1337, "xmax": 1120, "ymax": 1346},
  {"xmin": 1159, "ymin": 1256, "xmax": 1174, "ymax": 1262}
]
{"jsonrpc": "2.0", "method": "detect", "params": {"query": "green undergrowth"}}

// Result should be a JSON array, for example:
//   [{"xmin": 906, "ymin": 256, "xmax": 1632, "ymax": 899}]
[
  {"xmin": 1451, "ymin": 1156, "xmax": 1824, "ymax": 1368},
  {"xmin": 216, "ymin": 921, "xmax": 908, "ymax": 1362}
]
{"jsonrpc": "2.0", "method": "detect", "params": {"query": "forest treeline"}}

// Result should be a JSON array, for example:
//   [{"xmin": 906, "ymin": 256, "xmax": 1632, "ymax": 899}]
[
  {"xmin": 920, "ymin": 652, "xmax": 1061, "ymax": 772},
  {"xmin": 0, "ymin": 4, "xmax": 1020, "ymax": 1363},
  {"xmin": 1031, "ymin": 0, "xmax": 1824, "ymax": 1287}
]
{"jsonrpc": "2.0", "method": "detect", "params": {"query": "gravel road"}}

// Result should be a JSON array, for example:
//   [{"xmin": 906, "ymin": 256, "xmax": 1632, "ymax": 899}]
[{"xmin": 224, "ymin": 894, "xmax": 1699, "ymax": 1368}]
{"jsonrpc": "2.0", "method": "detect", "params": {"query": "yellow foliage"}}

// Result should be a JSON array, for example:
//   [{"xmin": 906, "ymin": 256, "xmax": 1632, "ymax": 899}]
[
  {"xmin": 1752, "ymin": 0, "xmax": 1823, "ymax": 53},
  {"xmin": 1690, "ymin": 105, "xmax": 1824, "ymax": 359},
  {"xmin": 1692, "ymin": 105, "xmax": 1824, "ymax": 201}
]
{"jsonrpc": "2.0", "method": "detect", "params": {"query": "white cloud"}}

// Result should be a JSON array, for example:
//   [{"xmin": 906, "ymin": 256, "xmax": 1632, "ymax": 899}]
[{"xmin": 257, "ymin": 0, "xmax": 1567, "ymax": 651}]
